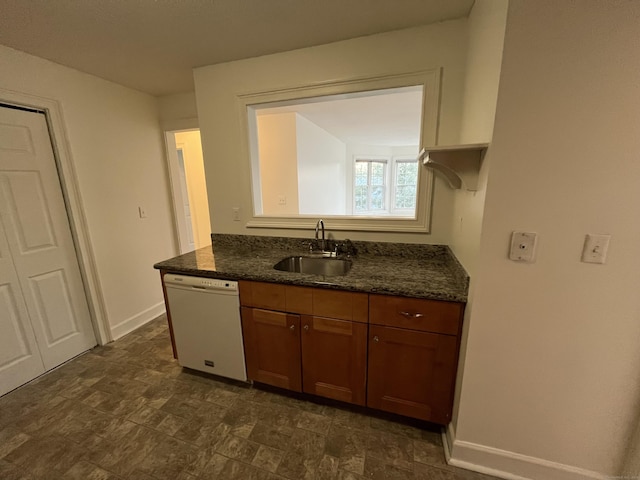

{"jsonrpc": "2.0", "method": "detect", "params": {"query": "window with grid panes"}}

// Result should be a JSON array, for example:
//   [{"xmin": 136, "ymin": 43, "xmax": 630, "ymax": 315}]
[
  {"xmin": 354, "ymin": 159, "xmax": 387, "ymax": 213},
  {"xmin": 393, "ymin": 160, "xmax": 419, "ymax": 211}
]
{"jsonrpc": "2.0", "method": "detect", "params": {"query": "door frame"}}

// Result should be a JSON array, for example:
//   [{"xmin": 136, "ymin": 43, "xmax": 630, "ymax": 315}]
[
  {"xmin": 163, "ymin": 125, "xmax": 203, "ymax": 255},
  {"xmin": 164, "ymin": 131, "xmax": 192, "ymax": 254},
  {"xmin": 0, "ymin": 88, "xmax": 111, "ymax": 345}
]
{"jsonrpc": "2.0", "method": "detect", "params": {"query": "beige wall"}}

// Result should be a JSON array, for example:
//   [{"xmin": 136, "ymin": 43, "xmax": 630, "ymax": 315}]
[
  {"xmin": 452, "ymin": 1, "xmax": 640, "ymax": 478},
  {"xmin": 295, "ymin": 114, "xmax": 347, "ymax": 216},
  {"xmin": 194, "ymin": 21, "xmax": 467, "ymax": 243},
  {"xmin": 256, "ymin": 113, "xmax": 300, "ymax": 215},
  {"xmin": 174, "ymin": 130, "xmax": 211, "ymax": 249},
  {"xmin": 623, "ymin": 416, "xmax": 640, "ymax": 477},
  {"xmin": 448, "ymin": 0, "xmax": 508, "ymax": 430},
  {"xmin": 450, "ymin": 0, "xmax": 508, "ymax": 276},
  {"xmin": 158, "ymin": 91, "xmax": 198, "ymax": 131},
  {"xmin": 0, "ymin": 44, "xmax": 176, "ymax": 339}
]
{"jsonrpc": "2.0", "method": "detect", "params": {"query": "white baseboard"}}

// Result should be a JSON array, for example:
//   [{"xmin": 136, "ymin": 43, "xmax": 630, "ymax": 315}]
[
  {"xmin": 442, "ymin": 422, "xmax": 609, "ymax": 480},
  {"xmin": 109, "ymin": 302, "xmax": 166, "ymax": 340}
]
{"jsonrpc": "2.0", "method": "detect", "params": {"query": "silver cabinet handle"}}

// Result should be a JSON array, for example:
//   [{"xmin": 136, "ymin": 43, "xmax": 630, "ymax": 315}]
[
  {"xmin": 373, "ymin": 336, "xmax": 379, "ymax": 343},
  {"xmin": 289, "ymin": 324, "xmax": 295, "ymax": 331},
  {"xmin": 400, "ymin": 311, "xmax": 424, "ymax": 319},
  {"xmin": 303, "ymin": 324, "xmax": 309, "ymax": 331}
]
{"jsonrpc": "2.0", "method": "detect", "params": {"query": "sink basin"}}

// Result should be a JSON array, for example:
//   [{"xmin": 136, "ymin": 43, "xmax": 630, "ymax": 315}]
[{"xmin": 274, "ymin": 256, "xmax": 352, "ymax": 276}]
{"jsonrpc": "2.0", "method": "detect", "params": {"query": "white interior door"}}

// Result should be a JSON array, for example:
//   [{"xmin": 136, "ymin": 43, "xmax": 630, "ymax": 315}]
[
  {"xmin": 0, "ymin": 106, "xmax": 96, "ymax": 393},
  {"xmin": 176, "ymin": 148, "xmax": 196, "ymax": 251},
  {"xmin": 165, "ymin": 132, "xmax": 193, "ymax": 254}
]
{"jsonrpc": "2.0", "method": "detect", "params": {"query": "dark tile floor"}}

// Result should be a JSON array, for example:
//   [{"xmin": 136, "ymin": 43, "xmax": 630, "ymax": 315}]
[{"xmin": 0, "ymin": 316, "xmax": 498, "ymax": 480}]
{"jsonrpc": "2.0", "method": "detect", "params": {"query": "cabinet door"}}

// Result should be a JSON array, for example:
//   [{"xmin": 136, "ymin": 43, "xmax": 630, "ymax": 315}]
[
  {"xmin": 367, "ymin": 325, "xmax": 458, "ymax": 424},
  {"xmin": 241, "ymin": 307, "xmax": 302, "ymax": 392},
  {"xmin": 301, "ymin": 315, "xmax": 367, "ymax": 406}
]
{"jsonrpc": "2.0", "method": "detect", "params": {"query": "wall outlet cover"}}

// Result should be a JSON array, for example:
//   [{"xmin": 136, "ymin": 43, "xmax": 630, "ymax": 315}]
[
  {"xmin": 509, "ymin": 231, "xmax": 537, "ymax": 263},
  {"xmin": 582, "ymin": 234, "xmax": 611, "ymax": 264}
]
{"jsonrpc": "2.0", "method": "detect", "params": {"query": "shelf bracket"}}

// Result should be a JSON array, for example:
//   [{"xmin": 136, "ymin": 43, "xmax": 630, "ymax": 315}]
[{"xmin": 419, "ymin": 143, "xmax": 489, "ymax": 191}]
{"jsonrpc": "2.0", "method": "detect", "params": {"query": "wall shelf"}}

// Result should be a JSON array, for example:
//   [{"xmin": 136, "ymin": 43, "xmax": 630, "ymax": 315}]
[{"xmin": 419, "ymin": 143, "xmax": 489, "ymax": 191}]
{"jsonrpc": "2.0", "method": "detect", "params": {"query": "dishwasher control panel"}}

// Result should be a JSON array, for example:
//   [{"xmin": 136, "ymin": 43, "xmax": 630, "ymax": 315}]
[{"xmin": 164, "ymin": 274, "xmax": 238, "ymax": 291}]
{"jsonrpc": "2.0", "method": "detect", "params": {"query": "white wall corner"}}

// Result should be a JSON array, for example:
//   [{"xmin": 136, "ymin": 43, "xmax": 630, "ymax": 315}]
[
  {"xmin": 444, "ymin": 423, "xmax": 611, "ymax": 480},
  {"xmin": 109, "ymin": 302, "xmax": 166, "ymax": 341}
]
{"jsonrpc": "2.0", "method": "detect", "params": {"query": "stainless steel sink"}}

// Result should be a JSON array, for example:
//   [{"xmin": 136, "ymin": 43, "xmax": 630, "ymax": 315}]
[{"xmin": 274, "ymin": 256, "xmax": 352, "ymax": 276}]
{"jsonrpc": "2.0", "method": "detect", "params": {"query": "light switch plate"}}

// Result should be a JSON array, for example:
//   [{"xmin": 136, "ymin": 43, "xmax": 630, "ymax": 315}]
[
  {"xmin": 509, "ymin": 231, "xmax": 537, "ymax": 262},
  {"xmin": 582, "ymin": 234, "xmax": 611, "ymax": 264}
]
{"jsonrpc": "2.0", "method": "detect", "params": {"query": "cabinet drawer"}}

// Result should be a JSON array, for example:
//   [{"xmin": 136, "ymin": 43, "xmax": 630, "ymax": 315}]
[
  {"xmin": 312, "ymin": 289, "xmax": 368, "ymax": 323},
  {"xmin": 239, "ymin": 281, "xmax": 286, "ymax": 310},
  {"xmin": 240, "ymin": 281, "xmax": 367, "ymax": 322},
  {"xmin": 369, "ymin": 294, "xmax": 463, "ymax": 335}
]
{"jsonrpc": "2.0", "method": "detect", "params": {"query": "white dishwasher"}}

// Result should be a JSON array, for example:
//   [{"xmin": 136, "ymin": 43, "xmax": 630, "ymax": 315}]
[{"xmin": 164, "ymin": 274, "xmax": 247, "ymax": 381}]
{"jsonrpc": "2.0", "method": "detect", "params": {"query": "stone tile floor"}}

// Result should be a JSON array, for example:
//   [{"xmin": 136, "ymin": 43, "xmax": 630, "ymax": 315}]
[{"xmin": 0, "ymin": 316, "xmax": 499, "ymax": 480}]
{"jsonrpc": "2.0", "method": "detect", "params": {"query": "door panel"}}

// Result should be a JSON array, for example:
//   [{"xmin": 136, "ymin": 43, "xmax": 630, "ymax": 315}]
[
  {"xmin": 29, "ymin": 269, "xmax": 79, "ymax": 345},
  {"xmin": 301, "ymin": 315, "xmax": 367, "ymax": 406},
  {"xmin": 3, "ymin": 171, "xmax": 57, "ymax": 252},
  {"xmin": 241, "ymin": 307, "xmax": 302, "ymax": 392},
  {"xmin": 0, "ymin": 106, "xmax": 95, "ymax": 376},
  {"xmin": 0, "ymin": 222, "xmax": 45, "ymax": 396},
  {"xmin": 367, "ymin": 325, "xmax": 458, "ymax": 424}
]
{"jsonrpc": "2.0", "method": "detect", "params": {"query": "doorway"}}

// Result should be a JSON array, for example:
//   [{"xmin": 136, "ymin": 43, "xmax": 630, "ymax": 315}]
[
  {"xmin": 0, "ymin": 104, "xmax": 97, "ymax": 396},
  {"xmin": 165, "ymin": 129, "xmax": 211, "ymax": 254}
]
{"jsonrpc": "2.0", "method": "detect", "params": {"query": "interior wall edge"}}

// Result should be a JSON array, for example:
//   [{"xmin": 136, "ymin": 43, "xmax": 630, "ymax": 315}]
[{"xmin": 447, "ymin": 425, "xmax": 610, "ymax": 480}]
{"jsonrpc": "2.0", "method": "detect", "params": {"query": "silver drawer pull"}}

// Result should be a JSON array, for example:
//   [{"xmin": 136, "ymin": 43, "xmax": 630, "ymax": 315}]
[
  {"xmin": 373, "ymin": 336, "xmax": 379, "ymax": 343},
  {"xmin": 303, "ymin": 324, "xmax": 309, "ymax": 331},
  {"xmin": 399, "ymin": 311, "xmax": 424, "ymax": 319},
  {"xmin": 289, "ymin": 324, "xmax": 295, "ymax": 331}
]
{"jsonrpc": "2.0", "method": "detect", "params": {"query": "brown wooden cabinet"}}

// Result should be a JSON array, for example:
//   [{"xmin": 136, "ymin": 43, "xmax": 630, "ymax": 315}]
[
  {"xmin": 366, "ymin": 294, "xmax": 464, "ymax": 424},
  {"xmin": 367, "ymin": 325, "xmax": 458, "ymax": 424},
  {"xmin": 160, "ymin": 275, "xmax": 466, "ymax": 425},
  {"xmin": 240, "ymin": 307, "xmax": 302, "ymax": 391},
  {"xmin": 239, "ymin": 281, "xmax": 368, "ymax": 406},
  {"xmin": 301, "ymin": 315, "xmax": 367, "ymax": 406}
]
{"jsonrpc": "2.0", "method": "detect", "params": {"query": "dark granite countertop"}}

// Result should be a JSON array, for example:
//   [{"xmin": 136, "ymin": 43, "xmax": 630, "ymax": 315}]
[{"xmin": 154, "ymin": 234, "xmax": 469, "ymax": 303}]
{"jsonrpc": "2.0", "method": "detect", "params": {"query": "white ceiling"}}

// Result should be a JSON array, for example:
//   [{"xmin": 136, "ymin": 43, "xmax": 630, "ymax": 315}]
[
  {"xmin": 256, "ymin": 86, "xmax": 424, "ymax": 146},
  {"xmin": 0, "ymin": 0, "xmax": 474, "ymax": 96}
]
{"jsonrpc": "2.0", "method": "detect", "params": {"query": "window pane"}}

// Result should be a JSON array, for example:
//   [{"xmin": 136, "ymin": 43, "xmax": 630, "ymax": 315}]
[
  {"xmin": 370, "ymin": 186, "xmax": 385, "ymax": 210},
  {"xmin": 396, "ymin": 161, "xmax": 418, "ymax": 186},
  {"xmin": 355, "ymin": 174, "xmax": 368, "ymax": 186},
  {"xmin": 355, "ymin": 161, "xmax": 368, "ymax": 175},
  {"xmin": 370, "ymin": 162, "xmax": 385, "ymax": 185},
  {"xmin": 355, "ymin": 162, "xmax": 368, "ymax": 186},
  {"xmin": 394, "ymin": 185, "xmax": 417, "ymax": 209},
  {"xmin": 354, "ymin": 186, "xmax": 368, "ymax": 211}
]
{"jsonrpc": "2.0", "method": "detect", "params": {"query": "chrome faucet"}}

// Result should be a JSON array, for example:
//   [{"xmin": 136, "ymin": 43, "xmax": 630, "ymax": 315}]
[{"xmin": 314, "ymin": 219, "xmax": 325, "ymax": 252}]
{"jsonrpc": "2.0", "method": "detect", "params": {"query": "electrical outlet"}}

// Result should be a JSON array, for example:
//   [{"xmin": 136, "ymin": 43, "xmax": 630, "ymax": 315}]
[
  {"xmin": 278, "ymin": 195, "xmax": 287, "ymax": 205},
  {"xmin": 581, "ymin": 234, "xmax": 610, "ymax": 264},
  {"xmin": 509, "ymin": 231, "xmax": 537, "ymax": 263},
  {"xmin": 138, "ymin": 206, "xmax": 147, "ymax": 218},
  {"xmin": 232, "ymin": 207, "xmax": 240, "ymax": 221}
]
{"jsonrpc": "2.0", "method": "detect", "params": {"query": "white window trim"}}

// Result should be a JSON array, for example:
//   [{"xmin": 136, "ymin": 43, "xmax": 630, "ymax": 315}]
[{"xmin": 238, "ymin": 69, "xmax": 439, "ymax": 233}]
